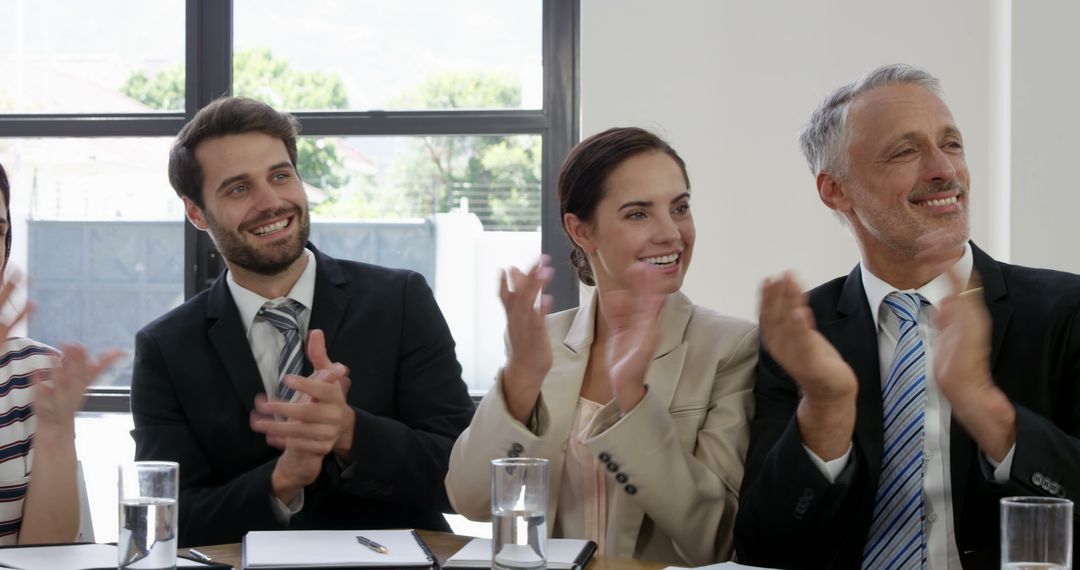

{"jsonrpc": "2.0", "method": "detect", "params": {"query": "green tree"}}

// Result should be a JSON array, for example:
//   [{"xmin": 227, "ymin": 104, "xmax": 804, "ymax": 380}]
[
  {"xmin": 388, "ymin": 72, "xmax": 541, "ymax": 230},
  {"xmin": 121, "ymin": 48, "xmax": 353, "ymax": 199}
]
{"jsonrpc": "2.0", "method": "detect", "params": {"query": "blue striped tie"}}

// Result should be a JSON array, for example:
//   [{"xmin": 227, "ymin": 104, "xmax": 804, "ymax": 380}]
[
  {"xmin": 863, "ymin": 292, "xmax": 927, "ymax": 569},
  {"xmin": 258, "ymin": 298, "xmax": 306, "ymax": 401}
]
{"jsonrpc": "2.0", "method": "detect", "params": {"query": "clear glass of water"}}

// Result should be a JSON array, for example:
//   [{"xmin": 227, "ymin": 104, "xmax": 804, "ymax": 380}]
[
  {"xmin": 118, "ymin": 461, "xmax": 179, "ymax": 570},
  {"xmin": 491, "ymin": 458, "xmax": 548, "ymax": 570},
  {"xmin": 1000, "ymin": 496, "xmax": 1072, "ymax": 569}
]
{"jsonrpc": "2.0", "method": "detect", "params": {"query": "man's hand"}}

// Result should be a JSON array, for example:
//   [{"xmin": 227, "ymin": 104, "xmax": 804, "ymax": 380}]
[
  {"xmin": 916, "ymin": 231, "xmax": 1016, "ymax": 462},
  {"xmin": 499, "ymin": 256, "xmax": 555, "ymax": 423},
  {"xmin": 251, "ymin": 329, "xmax": 355, "ymax": 503},
  {"xmin": 601, "ymin": 262, "xmax": 666, "ymax": 414},
  {"xmin": 759, "ymin": 272, "xmax": 857, "ymax": 460}
]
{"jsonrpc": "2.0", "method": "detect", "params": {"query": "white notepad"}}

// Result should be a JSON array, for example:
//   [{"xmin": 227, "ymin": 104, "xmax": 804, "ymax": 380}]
[
  {"xmin": 443, "ymin": 537, "xmax": 597, "ymax": 570},
  {"xmin": 242, "ymin": 529, "xmax": 435, "ymax": 569},
  {"xmin": 0, "ymin": 543, "xmax": 213, "ymax": 570}
]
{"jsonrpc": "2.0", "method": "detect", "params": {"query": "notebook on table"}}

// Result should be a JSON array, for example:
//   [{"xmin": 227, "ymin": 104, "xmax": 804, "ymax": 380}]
[
  {"xmin": 443, "ymin": 538, "xmax": 597, "ymax": 570},
  {"xmin": 242, "ymin": 529, "xmax": 436, "ymax": 569},
  {"xmin": 0, "ymin": 542, "xmax": 227, "ymax": 570}
]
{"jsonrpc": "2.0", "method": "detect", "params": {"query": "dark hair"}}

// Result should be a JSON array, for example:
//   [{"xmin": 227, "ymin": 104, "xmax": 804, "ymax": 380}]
[
  {"xmin": 0, "ymin": 163, "xmax": 11, "ymax": 272},
  {"xmin": 168, "ymin": 97, "xmax": 301, "ymax": 208},
  {"xmin": 557, "ymin": 127, "xmax": 689, "ymax": 285}
]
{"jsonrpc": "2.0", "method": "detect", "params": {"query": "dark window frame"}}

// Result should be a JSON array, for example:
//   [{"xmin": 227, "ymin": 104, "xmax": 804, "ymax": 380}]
[{"xmin": 0, "ymin": 0, "xmax": 579, "ymax": 412}]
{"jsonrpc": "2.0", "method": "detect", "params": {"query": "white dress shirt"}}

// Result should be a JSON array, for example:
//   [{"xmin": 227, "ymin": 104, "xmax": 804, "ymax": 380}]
[
  {"xmin": 225, "ymin": 248, "xmax": 317, "ymax": 520},
  {"xmin": 805, "ymin": 244, "xmax": 1015, "ymax": 569}
]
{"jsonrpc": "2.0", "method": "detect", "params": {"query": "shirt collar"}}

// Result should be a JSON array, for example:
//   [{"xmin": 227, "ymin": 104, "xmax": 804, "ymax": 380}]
[
  {"xmin": 860, "ymin": 242, "xmax": 974, "ymax": 331},
  {"xmin": 226, "ymin": 248, "xmax": 317, "ymax": 335}
]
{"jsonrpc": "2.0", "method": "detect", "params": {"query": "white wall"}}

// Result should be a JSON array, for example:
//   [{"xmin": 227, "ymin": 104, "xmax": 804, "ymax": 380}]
[
  {"xmin": 580, "ymin": 0, "xmax": 1015, "ymax": 320},
  {"xmin": 1011, "ymin": 1, "xmax": 1080, "ymax": 273}
]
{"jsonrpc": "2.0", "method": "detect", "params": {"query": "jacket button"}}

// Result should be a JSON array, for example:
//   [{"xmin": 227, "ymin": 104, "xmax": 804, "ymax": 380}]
[
  {"xmin": 599, "ymin": 452, "xmax": 611, "ymax": 463},
  {"xmin": 615, "ymin": 473, "xmax": 628, "ymax": 484},
  {"xmin": 508, "ymin": 451, "xmax": 520, "ymax": 458},
  {"xmin": 606, "ymin": 462, "xmax": 619, "ymax": 473},
  {"xmin": 624, "ymin": 484, "xmax": 637, "ymax": 495},
  {"xmin": 511, "ymin": 442, "xmax": 524, "ymax": 453},
  {"xmin": 1032, "ymin": 472, "xmax": 1044, "ymax": 486}
]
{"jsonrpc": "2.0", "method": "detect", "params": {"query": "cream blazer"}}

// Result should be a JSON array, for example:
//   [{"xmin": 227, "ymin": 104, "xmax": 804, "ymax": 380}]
[{"xmin": 446, "ymin": 291, "xmax": 757, "ymax": 565}]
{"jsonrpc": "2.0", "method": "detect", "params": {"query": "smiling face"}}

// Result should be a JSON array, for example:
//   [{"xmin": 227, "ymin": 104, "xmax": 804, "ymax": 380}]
[
  {"xmin": 185, "ymin": 131, "xmax": 310, "ymax": 277},
  {"xmin": 825, "ymin": 83, "xmax": 970, "ymax": 264},
  {"xmin": 566, "ymin": 151, "xmax": 694, "ymax": 294}
]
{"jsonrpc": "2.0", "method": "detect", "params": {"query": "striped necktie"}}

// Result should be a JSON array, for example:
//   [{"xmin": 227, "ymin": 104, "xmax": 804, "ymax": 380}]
[
  {"xmin": 863, "ymin": 292, "xmax": 928, "ymax": 569},
  {"xmin": 257, "ymin": 298, "xmax": 306, "ymax": 401}
]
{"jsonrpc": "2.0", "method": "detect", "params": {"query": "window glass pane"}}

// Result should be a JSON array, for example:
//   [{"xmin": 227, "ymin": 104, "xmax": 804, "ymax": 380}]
[
  {"xmin": 233, "ymin": 0, "xmax": 542, "ymax": 112},
  {"xmin": 0, "ymin": 138, "xmax": 183, "ymax": 388},
  {"xmin": 0, "ymin": 1, "xmax": 186, "ymax": 114},
  {"xmin": 305, "ymin": 135, "xmax": 541, "ymax": 391}
]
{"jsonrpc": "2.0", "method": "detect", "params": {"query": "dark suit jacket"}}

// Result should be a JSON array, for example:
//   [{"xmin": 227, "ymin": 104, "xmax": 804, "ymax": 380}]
[
  {"xmin": 130, "ymin": 245, "xmax": 475, "ymax": 547},
  {"xmin": 735, "ymin": 243, "xmax": 1080, "ymax": 568}
]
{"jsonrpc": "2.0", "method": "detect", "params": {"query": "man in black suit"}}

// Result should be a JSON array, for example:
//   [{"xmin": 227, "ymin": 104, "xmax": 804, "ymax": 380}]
[
  {"xmin": 735, "ymin": 64, "xmax": 1080, "ymax": 568},
  {"xmin": 131, "ymin": 97, "xmax": 474, "ymax": 547}
]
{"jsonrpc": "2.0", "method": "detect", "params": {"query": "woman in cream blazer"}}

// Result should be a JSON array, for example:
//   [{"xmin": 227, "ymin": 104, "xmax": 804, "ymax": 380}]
[{"xmin": 445, "ymin": 128, "xmax": 756, "ymax": 565}]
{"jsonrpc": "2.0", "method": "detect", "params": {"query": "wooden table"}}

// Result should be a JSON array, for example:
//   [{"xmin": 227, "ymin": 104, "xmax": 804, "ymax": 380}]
[{"xmin": 188, "ymin": 530, "xmax": 666, "ymax": 569}]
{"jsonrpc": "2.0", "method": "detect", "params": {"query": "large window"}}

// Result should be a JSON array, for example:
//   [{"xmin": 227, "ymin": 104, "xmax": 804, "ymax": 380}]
[{"xmin": 0, "ymin": 0, "xmax": 579, "ymax": 405}]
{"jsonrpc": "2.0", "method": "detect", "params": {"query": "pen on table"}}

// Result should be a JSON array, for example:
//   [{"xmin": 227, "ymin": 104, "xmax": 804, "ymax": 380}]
[
  {"xmin": 187, "ymin": 548, "xmax": 213, "ymax": 562},
  {"xmin": 356, "ymin": 535, "xmax": 389, "ymax": 554}
]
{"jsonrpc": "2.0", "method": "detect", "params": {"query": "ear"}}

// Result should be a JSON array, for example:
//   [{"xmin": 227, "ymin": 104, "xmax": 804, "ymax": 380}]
[
  {"xmin": 817, "ymin": 171, "xmax": 852, "ymax": 213},
  {"xmin": 563, "ymin": 213, "xmax": 595, "ymax": 253},
  {"xmin": 183, "ymin": 197, "xmax": 209, "ymax": 231}
]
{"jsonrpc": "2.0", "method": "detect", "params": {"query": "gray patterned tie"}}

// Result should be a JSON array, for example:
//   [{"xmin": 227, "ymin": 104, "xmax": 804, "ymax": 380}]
[
  {"xmin": 257, "ymin": 298, "xmax": 306, "ymax": 401},
  {"xmin": 863, "ymin": 292, "xmax": 928, "ymax": 569}
]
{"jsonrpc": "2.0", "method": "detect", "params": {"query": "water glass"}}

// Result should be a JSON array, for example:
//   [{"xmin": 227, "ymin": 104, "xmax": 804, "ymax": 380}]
[
  {"xmin": 491, "ymin": 458, "xmax": 549, "ymax": 570},
  {"xmin": 118, "ymin": 461, "xmax": 179, "ymax": 570},
  {"xmin": 1000, "ymin": 496, "xmax": 1072, "ymax": 569}
]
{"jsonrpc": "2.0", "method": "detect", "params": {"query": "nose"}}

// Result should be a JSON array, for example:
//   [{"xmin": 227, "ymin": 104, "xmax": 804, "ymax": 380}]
[
  {"xmin": 250, "ymin": 180, "xmax": 286, "ymax": 211},
  {"xmin": 653, "ymin": 212, "xmax": 681, "ymax": 244},
  {"xmin": 923, "ymin": 145, "xmax": 958, "ymax": 183}
]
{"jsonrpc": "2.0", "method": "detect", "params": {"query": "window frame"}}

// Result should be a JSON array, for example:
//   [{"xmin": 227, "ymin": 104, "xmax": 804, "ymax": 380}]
[{"xmin": 0, "ymin": 0, "xmax": 580, "ymax": 412}]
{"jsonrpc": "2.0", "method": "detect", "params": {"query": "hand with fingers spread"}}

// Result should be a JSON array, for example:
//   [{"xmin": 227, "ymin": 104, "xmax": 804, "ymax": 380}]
[
  {"xmin": 602, "ymin": 262, "xmax": 667, "ymax": 414},
  {"xmin": 250, "ymin": 329, "xmax": 355, "ymax": 503},
  {"xmin": 915, "ymin": 230, "xmax": 1016, "ymax": 461},
  {"xmin": 499, "ymin": 256, "xmax": 555, "ymax": 423},
  {"xmin": 32, "ymin": 344, "xmax": 125, "ymax": 438},
  {"xmin": 759, "ymin": 272, "xmax": 857, "ymax": 460}
]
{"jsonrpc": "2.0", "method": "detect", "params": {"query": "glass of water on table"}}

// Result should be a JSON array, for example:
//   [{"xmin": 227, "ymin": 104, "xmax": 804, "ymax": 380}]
[
  {"xmin": 119, "ymin": 461, "xmax": 179, "ymax": 570},
  {"xmin": 1000, "ymin": 496, "xmax": 1072, "ymax": 570},
  {"xmin": 491, "ymin": 457, "xmax": 549, "ymax": 570}
]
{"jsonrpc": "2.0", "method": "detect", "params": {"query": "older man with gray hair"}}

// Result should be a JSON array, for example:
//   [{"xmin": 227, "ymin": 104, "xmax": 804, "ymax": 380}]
[{"xmin": 735, "ymin": 64, "xmax": 1080, "ymax": 568}]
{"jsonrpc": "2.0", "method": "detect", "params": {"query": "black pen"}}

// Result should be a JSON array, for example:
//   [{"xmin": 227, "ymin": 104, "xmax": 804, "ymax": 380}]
[
  {"xmin": 356, "ymin": 535, "xmax": 389, "ymax": 554},
  {"xmin": 188, "ymin": 548, "xmax": 213, "ymax": 562}
]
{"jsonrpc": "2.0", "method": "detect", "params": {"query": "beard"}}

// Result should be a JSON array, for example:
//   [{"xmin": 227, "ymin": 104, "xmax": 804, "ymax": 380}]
[{"xmin": 205, "ymin": 206, "xmax": 311, "ymax": 276}]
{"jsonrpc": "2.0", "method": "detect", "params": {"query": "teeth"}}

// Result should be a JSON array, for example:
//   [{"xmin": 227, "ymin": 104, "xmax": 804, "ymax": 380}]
[
  {"xmin": 918, "ymin": 196, "xmax": 958, "ymax": 207},
  {"xmin": 641, "ymin": 253, "xmax": 679, "ymax": 266},
  {"xmin": 252, "ymin": 218, "xmax": 289, "ymax": 236}
]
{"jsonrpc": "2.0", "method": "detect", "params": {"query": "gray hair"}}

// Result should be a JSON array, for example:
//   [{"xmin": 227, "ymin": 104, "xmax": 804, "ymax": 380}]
[{"xmin": 799, "ymin": 64, "xmax": 943, "ymax": 178}]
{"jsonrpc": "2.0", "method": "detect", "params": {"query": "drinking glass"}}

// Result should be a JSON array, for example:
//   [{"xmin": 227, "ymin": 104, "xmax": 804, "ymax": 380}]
[
  {"xmin": 491, "ymin": 458, "xmax": 549, "ymax": 570},
  {"xmin": 1000, "ymin": 496, "xmax": 1072, "ymax": 570},
  {"xmin": 118, "ymin": 461, "xmax": 179, "ymax": 570}
]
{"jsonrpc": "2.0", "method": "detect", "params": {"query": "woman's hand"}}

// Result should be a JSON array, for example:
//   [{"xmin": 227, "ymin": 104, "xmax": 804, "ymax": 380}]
[
  {"xmin": 602, "ymin": 262, "xmax": 667, "ymax": 414},
  {"xmin": 499, "ymin": 256, "xmax": 555, "ymax": 423},
  {"xmin": 33, "ymin": 344, "xmax": 125, "ymax": 437}
]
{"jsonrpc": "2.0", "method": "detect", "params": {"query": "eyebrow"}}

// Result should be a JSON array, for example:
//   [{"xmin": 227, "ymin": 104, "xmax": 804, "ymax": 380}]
[
  {"xmin": 214, "ymin": 162, "xmax": 295, "ymax": 195},
  {"xmin": 616, "ymin": 192, "xmax": 691, "ymax": 211}
]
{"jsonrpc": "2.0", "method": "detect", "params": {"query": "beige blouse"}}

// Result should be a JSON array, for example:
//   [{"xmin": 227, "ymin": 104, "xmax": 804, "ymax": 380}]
[{"xmin": 552, "ymin": 397, "xmax": 614, "ymax": 554}]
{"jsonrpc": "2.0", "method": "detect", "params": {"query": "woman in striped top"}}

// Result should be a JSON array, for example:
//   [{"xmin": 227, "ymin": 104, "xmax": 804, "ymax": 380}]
[{"xmin": 0, "ymin": 163, "xmax": 122, "ymax": 544}]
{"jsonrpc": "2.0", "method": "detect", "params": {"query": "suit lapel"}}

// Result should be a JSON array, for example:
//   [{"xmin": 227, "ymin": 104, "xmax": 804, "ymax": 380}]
[
  {"xmin": 643, "ymin": 292, "xmax": 693, "ymax": 409},
  {"xmin": 205, "ymin": 273, "xmax": 264, "ymax": 412},
  {"xmin": 949, "ymin": 243, "xmax": 1012, "ymax": 522},
  {"xmin": 305, "ymin": 246, "xmax": 350, "ymax": 375},
  {"xmin": 821, "ymin": 267, "xmax": 885, "ymax": 488}
]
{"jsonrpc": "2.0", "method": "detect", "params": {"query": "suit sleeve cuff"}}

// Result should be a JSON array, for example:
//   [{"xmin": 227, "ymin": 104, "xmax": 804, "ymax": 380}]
[
  {"xmin": 269, "ymin": 489, "xmax": 304, "ymax": 523},
  {"xmin": 803, "ymin": 443, "xmax": 852, "ymax": 484}
]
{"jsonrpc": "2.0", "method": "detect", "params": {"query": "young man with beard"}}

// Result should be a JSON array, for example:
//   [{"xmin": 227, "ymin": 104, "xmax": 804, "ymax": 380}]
[
  {"xmin": 735, "ymin": 65, "xmax": 1080, "ymax": 568},
  {"xmin": 131, "ymin": 97, "xmax": 474, "ymax": 547}
]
